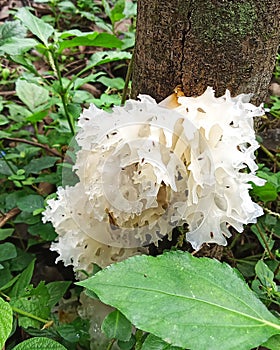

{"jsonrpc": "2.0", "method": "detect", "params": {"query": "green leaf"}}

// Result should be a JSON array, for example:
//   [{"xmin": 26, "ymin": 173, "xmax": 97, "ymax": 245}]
[
  {"xmin": 0, "ymin": 20, "xmax": 26, "ymax": 43},
  {"xmin": 101, "ymin": 310, "xmax": 132, "ymax": 342},
  {"xmin": 9, "ymin": 259, "xmax": 35, "ymax": 298},
  {"xmin": 10, "ymin": 55, "xmax": 38, "ymax": 75},
  {"xmin": 262, "ymin": 334, "xmax": 280, "ymax": 350},
  {"xmin": 11, "ymin": 281, "xmax": 50, "ymax": 328},
  {"xmin": 12, "ymin": 337, "xmax": 67, "ymax": 350},
  {"xmin": 0, "ymin": 38, "xmax": 38, "ymax": 56},
  {"xmin": 0, "ymin": 270, "xmax": 17, "ymax": 290},
  {"xmin": 97, "ymin": 76, "xmax": 125, "ymax": 90},
  {"xmin": 117, "ymin": 335, "xmax": 136, "ymax": 350},
  {"xmin": 251, "ymin": 182, "xmax": 278, "ymax": 202},
  {"xmin": 0, "ymin": 159, "xmax": 14, "ymax": 176},
  {"xmin": 0, "ymin": 115, "xmax": 9, "ymax": 126},
  {"xmin": 46, "ymin": 281, "xmax": 71, "ymax": 309},
  {"xmin": 58, "ymin": 32, "xmax": 122, "ymax": 53},
  {"xmin": 24, "ymin": 156, "xmax": 59, "ymax": 175},
  {"xmin": 0, "ymin": 243, "xmax": 17, "ymax": 262},
  {"xmin": 0, "ymin": 297, "xmax": 13, "ymax": 349},
  {"xmin": 89, "ymin": 50, "xmax": 132, "ymax": 66},
  {"xmin": 28, "ymin": 222, "xmax": 57, "ymax": 241},
  {"xmin": 9, "ymin": 248, "xmax": 35, "ymax": 272},
  {"xmin": 16, "ymin": 80, "xmax": 49, "ymax": 112},
  {"xmin": 255, "ymin": 260, "xmax": 275, "ymax": 288},
  {"xmin": 0, "ymin": 228, "xmax": 14, "ymax": 241},
  {"xmin": 17, "ymin": 194, "xmax": 44, "ymax": 213},
  {"xmin": 110, "ymin": 0, "xmax": 125, "ymax": 24},
  {"xmin": 142, "ymin": 334, "xmax": 183, "ymax": 350},
  {"xmin": 78, "ymin": 251, "xmax": 280, "ymax": 350},
  {"xmin": 16, "ymin": 8, "xmax": 54, "ymax": 46}
]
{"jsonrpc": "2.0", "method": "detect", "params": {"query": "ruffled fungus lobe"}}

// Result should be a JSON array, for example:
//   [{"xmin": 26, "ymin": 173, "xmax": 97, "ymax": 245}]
[{"xmin": 43, "ymin": 87, "xmax": 264, "ymax": 271}]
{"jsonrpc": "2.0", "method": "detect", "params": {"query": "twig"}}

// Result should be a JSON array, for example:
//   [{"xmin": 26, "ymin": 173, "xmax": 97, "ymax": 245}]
[
  {"xmin": 3, "ymin": 137, "xmax": 63, "ymax": 158},
  {"xmin": 259, "ymin": 143, "xmax": 280, "ymax": 169},
  {"xmin": 263, "ymin": 207, "xmax": 280, "ymax": 219},
  {"xmin": 0, "ymin": 208, "xmax": 21, "ymax": 228},
  {"xmin": 255, "ymin": 223, "xmax": 275, "ymax": 260},
  {"xmin": 0, "ymin": 90, "xmax": 16, "ymax": 96}
]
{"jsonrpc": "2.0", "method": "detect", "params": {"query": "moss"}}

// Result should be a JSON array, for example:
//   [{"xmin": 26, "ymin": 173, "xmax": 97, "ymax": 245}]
[{"xmin": 191, "ymin": 0, "xmax": 257, "ymax": 44}]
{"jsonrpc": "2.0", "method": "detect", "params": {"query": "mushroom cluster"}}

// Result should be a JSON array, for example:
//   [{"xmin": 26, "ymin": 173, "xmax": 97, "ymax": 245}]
[{"xmin": 43, "ymin": 87, "xmax": 264, "ymax": 272}]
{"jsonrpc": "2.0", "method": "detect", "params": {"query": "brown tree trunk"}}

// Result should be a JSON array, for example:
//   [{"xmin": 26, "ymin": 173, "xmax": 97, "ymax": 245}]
[{"xmin": 132, "ymin": 0, "xmax": 280, "ymax": 105}]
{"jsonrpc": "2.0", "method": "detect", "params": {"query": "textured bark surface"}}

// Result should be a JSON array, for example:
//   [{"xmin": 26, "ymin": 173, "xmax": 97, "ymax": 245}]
[{"xmin": 132, "ymin": 0, "xmax": 280, "ymax": 104}]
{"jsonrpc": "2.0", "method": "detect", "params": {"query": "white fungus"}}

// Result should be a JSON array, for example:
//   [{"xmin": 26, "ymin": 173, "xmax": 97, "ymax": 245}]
[{"xmin": 43, "ymin": 87, "xmax": 264, "ymax": 271}]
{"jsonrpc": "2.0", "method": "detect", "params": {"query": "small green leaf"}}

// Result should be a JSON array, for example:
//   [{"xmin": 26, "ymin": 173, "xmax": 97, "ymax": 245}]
[
  {"xmin": 110, "ymin": 0, "xmax": 125, "ymax": 24},
  {"xmin": 0, "ymin": 242, "xmax": 17, "ymax": 262},
  {"xmin": 12, "ymin": 337, "xmax": 67, "ymax": 350},
  {"xmin": 78, "ymin": 251, "xmax": 280, "ymax": 350},
  {"xmin": 28, "ymin": 222, "xmax": 57, "ymax": 241},
  {"xmin": 117, "ymin": 335, "xmax": 136, "ymax": 350},
  {"xmin": 16, "ymin": 8, "xmax": 54, "ymax": 46},
  {"xmin": 9, "ymin": 259, "xmax": 35, "ymax": 298},
  {"xmin": 102, "ymin": 310, "xmax": 132, "ymax": 342},
  {"xmin": 0, "ymin": 228, "xmax": 14, "ymax": 241},
  {"xmin": 11, "ymin": 281, "xmax": 50, "ymax": 328},
  {"xmin": 97, "ymin": 76, "xmax": 125, "ymax": 90},
  {"xmin": 0, "ymin": 38, "xmax": 38, "ymax": 56},
  {"xmin": 142, "ymin": 334, "xmax": 183, "ymax": 350},
  {"xmin": 0, "ymin": 20, "xmax": 26, "ymax": 42},
  {"xmin": 10, "ymin": 55, "xmax": 38, "ymax": 75},
  {"xmin": 255, "ymin": 260, "xmax": 275, "ymax": 288},
  {"xmin": 26, "ymin": 109, "xmax": 49, "ymax": 123},
  {"xmin": 0, "ymin": 115, "xmax": 9, "ymax": 126},
  {"xmin": 17, "ymin": 194, "xmax": 44, "ymax": 213},
  {"xmin": 89, "ymin": 51, "xmax": 132, "ymax": 66},
  {"xmin": 251, "ymin": 182, "xmax": 278, "ymax": 202},
  {"xmin": 58, "ymin": 32, "xmax": 122, "ymax": 53},
  {"xmin": 16, "ymin": 80, "xmax": 49, "ymax": 112},
  {"xmin": 0, "ymin": 159, "xmax": 14, "ymax": 176},
  {"xmin": 24, "ymin": 156, "xmax": 59, "ymax": 175},
  {"xmin": 0, "ymin": 297, "xmax": 13, "ymax": 349},
  {"xmin": 262, "ymin": 334, "xmax": 280, "ymax": 350},
  {"xmin": 46, "ymin": 281, "xmax": 71, "ymax": 308}
]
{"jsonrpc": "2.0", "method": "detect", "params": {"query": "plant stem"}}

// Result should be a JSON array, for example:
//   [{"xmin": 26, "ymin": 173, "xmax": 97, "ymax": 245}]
[
  {"xmin": 121, "ymin": 51, "xmax": 134, "ymax": 106},
  {"xmin": 12, "ymin": 305, "xmax": 52, "ymax": 325},
  {"xmin": 255, "ymin": 223, "xmax": 275, "ymax": 260},
  {"xmin": 3, "ymin": 137, "xmax": 63, "ymax": 158},
  {"xmin": 259, "ymin": 143, "xmax": 280, "ymax": 169},
  {"xmin": 106, "ymin": 339, "xmax": 116, "ymax": 350},
  {"xmin": 51, "ymin": 51, "xmax": 75, "ymax": 135}
]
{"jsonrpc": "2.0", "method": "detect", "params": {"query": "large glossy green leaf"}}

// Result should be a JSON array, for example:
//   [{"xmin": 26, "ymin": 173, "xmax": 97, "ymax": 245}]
[
  {"xmin": 16, "ymin": 8, "xmax": 54, "ymax": 46},
  {"xmin": 0, "ymin": 298, "xmax": 13, "ymax": 349},
  {"xmin": 13, "ymin": 337, "xmax": 67, "ymax": 350},
  {"xmin": 78, "ymin": 251, "xmax": 280, "ymax": 350}
]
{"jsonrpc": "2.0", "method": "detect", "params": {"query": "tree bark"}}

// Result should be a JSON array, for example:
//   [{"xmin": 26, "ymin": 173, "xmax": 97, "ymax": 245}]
[{"xmin": 132, "ymin": 0, "xmax": 280, "ymax": 104}]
